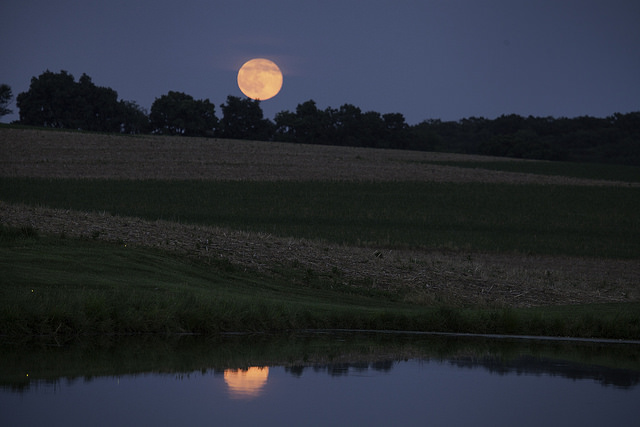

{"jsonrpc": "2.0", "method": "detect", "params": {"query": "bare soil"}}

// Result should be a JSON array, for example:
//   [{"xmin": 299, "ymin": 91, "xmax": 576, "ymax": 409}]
[
  {"xmin": 1, "ymin": 128, "xmax": 638, "ymax": 307},
  {"xmin": 2, "ymin": 128, "xmax": 635, "ymax": 185}
]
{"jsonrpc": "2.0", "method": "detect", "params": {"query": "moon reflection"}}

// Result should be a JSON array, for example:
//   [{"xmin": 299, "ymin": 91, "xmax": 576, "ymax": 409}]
[{"xmin": 223, "ymin": 366, "xmax": 269, "ymax": 399}]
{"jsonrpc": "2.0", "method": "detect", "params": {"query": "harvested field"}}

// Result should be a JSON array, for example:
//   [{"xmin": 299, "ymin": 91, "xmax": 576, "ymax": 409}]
[
  {"xmin": 1, "ymin": 128, "xmax": 639, "ymax": 308},
  {"xmin": 1, "ymin": 128, "xmax": 634, "ymax": 185}
]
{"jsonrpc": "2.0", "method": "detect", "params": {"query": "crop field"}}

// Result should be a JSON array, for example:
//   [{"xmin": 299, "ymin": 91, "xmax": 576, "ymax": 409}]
[{"xmin": 1, "ymin": 127, "xmax": 639, "ymax": 338}]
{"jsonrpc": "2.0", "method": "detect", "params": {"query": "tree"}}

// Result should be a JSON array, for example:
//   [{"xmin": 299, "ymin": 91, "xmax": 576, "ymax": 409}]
[
  {"xmin": 274, "ymin": 100, "xmax": 334, "ymax": 144},
  {"xmin": 74, "ymin": 74, "xmax": 121, "ymax": 132},
  {"xmin": 491, "ymin": 114, "xmax": 526, "ymax": 135},
  {"xmin": 294, "ymin": 100, "xmax": 332, "ymax": 143},
  {"xmin": 333, "ymin": 104, "xmax": 363, "ymax": 146},
  {"xmin": 217, "ymin": 95, "xmax": 273, "ymax": 140},
  {"xmin": 273, "ymin": 110, "xmax": 298, "ymax": 142},
  {"xmin": 382, "ymin": 112, "xmax": 409, "ymax": 148},
  {"xmin": 16, "ymin": 70, "xmax": 124, "ymax": 131},
  {"xmin": 0, "ymin": 84, "xmax": 13, "ymax": 118},
  {"xmin": 119, "ymin": 100, "xmax": 149, "ymax": 134},
  {"xmin": 150, "ymin": 91, "xmax": 217, "ymax": 136},
  {"xmin": 274, "ymin": 101, "xmax": 411, "ymax": 148},
  {"xmin": 17, "ymin": 70, "xmax": 77, "ymax": 128}
]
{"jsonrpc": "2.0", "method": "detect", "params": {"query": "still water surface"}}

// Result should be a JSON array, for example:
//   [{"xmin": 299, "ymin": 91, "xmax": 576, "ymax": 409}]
[{"xmin": 1, "ymin": 333, "xmax": 639, "ymax": 426}]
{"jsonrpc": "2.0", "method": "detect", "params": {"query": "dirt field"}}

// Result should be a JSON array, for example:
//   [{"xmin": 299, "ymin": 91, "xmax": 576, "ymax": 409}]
[
  {"xmin": 1, "ymin": 128, "xmax": 638, "ymax": 307},
  {"xmin": 1, "ymin": 128, "xmax": 633, "ymax": 185}
]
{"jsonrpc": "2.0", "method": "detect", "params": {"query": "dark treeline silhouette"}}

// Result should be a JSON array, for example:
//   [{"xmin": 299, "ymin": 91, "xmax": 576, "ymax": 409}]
[
  {"xmin": 274, "ymin": 100, "xmax": 412, "ymax": 150},
  {"xmin": 9, "ymin": 70, "xmax": 640, "ymax": 165},
  {"xmin": 15, "ymin": 70, "xmax": 148, "ymax": 134},
  {"xmin": 410, "ymin": 113, "xmax": 640, "ymax": 165}
]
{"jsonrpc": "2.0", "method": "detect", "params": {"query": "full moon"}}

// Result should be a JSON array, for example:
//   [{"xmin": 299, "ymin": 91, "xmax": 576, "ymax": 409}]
[{"xmin": 237, "ymin": 58, "xmax": 283, "ymax": 101}]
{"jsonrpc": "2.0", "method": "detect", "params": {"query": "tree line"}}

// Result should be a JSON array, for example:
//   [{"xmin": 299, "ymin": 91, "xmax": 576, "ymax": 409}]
[{"xmin": 3, "ymin": 70, "xmax": 639, "ymax": 165}]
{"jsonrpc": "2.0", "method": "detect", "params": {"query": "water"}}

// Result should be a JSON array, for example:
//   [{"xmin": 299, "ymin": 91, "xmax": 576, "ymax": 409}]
[{"xmin": 1, "ymin": 333, "xmax": 639, "ymax": 426}]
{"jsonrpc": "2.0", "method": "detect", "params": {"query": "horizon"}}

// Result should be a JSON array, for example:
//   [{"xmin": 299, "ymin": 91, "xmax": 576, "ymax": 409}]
[
  {"xmin": 2, "ymin": 70, "xmax": 638, "ymax": 128},
  {"xmin": 1, "ymin": 1, "xmax": 639, "ymax": 125}
]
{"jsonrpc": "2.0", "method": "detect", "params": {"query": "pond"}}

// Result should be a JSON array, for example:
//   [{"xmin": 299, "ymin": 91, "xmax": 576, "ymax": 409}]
[{"xmin": 1, "ymin": 332, "xmax": 639, "ymax": 426}]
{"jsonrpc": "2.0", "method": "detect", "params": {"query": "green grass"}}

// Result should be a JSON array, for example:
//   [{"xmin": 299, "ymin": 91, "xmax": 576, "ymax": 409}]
[
  {"xmin": 0, "ymin": 226, "xmax": 419, "ymax": 335},
  {"xmin": 2, "ymin": 163, "xmax": 640, "ymax": 338},
  {"xmin": 2, "ymin": 178, "xmax": 639, "ymax": 258},
  {"xmin": 1, "ymin": 226, "xmax": 639, "ymax": 339}
]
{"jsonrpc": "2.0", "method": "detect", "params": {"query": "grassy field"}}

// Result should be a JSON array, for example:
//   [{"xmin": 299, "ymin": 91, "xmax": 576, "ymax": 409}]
[
  {"xmin": 0, "ymin": 225, "xmax": 417, "ymax": 335},
  {"xmin": 2, "ymin": 225, "xmax": 638, "ymax": 338},
  {"xmin": 421, "ymin": 160, "xmax": 640, "ymax": 183},
  {"xmin": 1, "ymin": 178, "xmax": 639, "ymax": 258},
  {"xmin": 1, "ymin": 127, "xmax": 639, "ymax": 339}
]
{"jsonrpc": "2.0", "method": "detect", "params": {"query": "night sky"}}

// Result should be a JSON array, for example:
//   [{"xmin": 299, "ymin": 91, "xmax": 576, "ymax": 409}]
[{"xmin": 2, "ymin": 0, "xmax": 639, "ymax": 124}]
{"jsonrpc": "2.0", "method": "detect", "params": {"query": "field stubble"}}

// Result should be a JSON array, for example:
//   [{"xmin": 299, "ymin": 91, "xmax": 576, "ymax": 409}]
[
  {"xmin": 1, "ymin": 128, "xmax": 638, "ymax": 308},
  {"xmin": 2, "ymin": 128, "xmax": 636, "ymax": 185}
]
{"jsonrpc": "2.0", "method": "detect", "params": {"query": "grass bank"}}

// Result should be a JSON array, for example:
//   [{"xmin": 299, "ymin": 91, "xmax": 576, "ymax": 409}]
[{"xmin": 1, "ymin": 226, "xmax": 638, "ymax": 339}]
